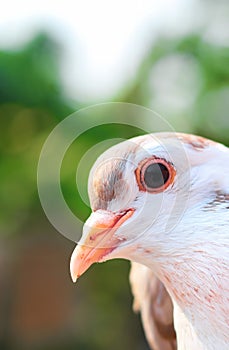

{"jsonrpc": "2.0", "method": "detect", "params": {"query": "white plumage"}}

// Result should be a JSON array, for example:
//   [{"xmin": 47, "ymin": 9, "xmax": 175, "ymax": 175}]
[{"xmin": 70, "ymin": 133, "xmax": 229, "ymax": 350}]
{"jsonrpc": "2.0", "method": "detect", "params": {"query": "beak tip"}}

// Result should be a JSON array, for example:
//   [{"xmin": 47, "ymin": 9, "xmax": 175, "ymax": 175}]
[
  {"xmin": 70, "ymin": 251, "xmax": 79, "ymax": 283},
  {"xmin": 70, "ymin": 265, "xmax": 79, "ymax": 283},
  {"xmin": 71, "ymin": 275, "xmax": 78, "ymax": 283}
]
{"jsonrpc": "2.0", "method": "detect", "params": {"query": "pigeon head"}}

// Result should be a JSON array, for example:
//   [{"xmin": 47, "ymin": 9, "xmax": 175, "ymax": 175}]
[{"xmin": 70, "ymin": 132, "xmax": 228, "ymax": 282}]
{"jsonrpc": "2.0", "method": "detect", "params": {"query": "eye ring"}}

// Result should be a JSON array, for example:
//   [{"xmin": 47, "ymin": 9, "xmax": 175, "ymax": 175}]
[{"xmin": 135, "ymin": 157, "xmax": 176, "ymax": 193}]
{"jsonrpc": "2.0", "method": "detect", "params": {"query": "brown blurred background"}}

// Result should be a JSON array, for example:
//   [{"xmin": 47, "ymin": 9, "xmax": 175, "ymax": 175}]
[{"xmin": 0, "ymin": 1, "xmax": 228, "ymax": 349}]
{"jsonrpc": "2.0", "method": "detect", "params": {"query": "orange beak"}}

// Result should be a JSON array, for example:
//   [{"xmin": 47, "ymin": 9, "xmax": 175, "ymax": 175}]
[{"xmin": 70, "ymin": 209, "xmax": 134, "ymax": 282}]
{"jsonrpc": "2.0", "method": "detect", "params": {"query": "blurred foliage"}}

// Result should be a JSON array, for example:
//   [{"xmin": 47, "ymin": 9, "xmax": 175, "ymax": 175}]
[
  {"xmin": 0, "ymin": 13, "xmax": 228, "ymax": 350},
  {"xmin": 0, "ymin": 34, "xmax": 76, "ymax": 234},
  {"xmin": 0, "ymin": 33, "xmax": 73, "ymax": 117}
]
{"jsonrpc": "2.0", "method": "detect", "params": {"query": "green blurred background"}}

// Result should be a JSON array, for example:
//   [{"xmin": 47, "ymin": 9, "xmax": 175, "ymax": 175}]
[{"xmin": 0, "ymin": 1, "xmax": 228, "ymax": 349}]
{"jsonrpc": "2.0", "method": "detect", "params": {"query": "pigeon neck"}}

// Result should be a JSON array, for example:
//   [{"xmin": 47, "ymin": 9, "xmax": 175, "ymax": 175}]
[{"xmin": 143, "ymin": 245, "xmax": 229, "ymax": 350}]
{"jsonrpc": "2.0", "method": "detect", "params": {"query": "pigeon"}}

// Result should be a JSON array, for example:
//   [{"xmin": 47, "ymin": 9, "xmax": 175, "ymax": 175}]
[{"xmin": 70, "ymin": 132, "xmax": 229, "ymax": 350}]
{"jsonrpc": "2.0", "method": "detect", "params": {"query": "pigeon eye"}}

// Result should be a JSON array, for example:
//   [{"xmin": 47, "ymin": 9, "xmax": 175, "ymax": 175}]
[{"xmin": 135, "ymin": 158, "xmax": 175, "ymax": 193}]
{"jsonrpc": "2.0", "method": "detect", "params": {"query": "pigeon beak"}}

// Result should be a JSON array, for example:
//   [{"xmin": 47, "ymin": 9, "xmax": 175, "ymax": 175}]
[{"xmin": 70, "ymin": 209, "xmax": 134, "ymax": 282}]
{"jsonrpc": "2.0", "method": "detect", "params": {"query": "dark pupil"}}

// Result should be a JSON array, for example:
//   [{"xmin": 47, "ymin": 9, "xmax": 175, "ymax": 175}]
[{"xmin": 143, "ymin": 163, "xmax": 169, "ymax": 189}]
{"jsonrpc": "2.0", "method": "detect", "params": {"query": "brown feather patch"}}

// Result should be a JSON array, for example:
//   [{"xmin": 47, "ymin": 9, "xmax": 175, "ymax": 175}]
[
  {"xmin": 177, "ymin": 134, "xmax": 215, "ymax": 151},
  {"xmin": 203, "ymin": 192, "xmax": 229, "ymax": 211},
  {"xmin": 90, "ymin": 158, "xmax": 127, "ymax": 210}
]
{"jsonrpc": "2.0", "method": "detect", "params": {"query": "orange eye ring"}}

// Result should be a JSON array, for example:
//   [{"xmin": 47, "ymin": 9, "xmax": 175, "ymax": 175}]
[{"xmin": 135, "ymin": 157, "xmax": 176, "ymax": 193}]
